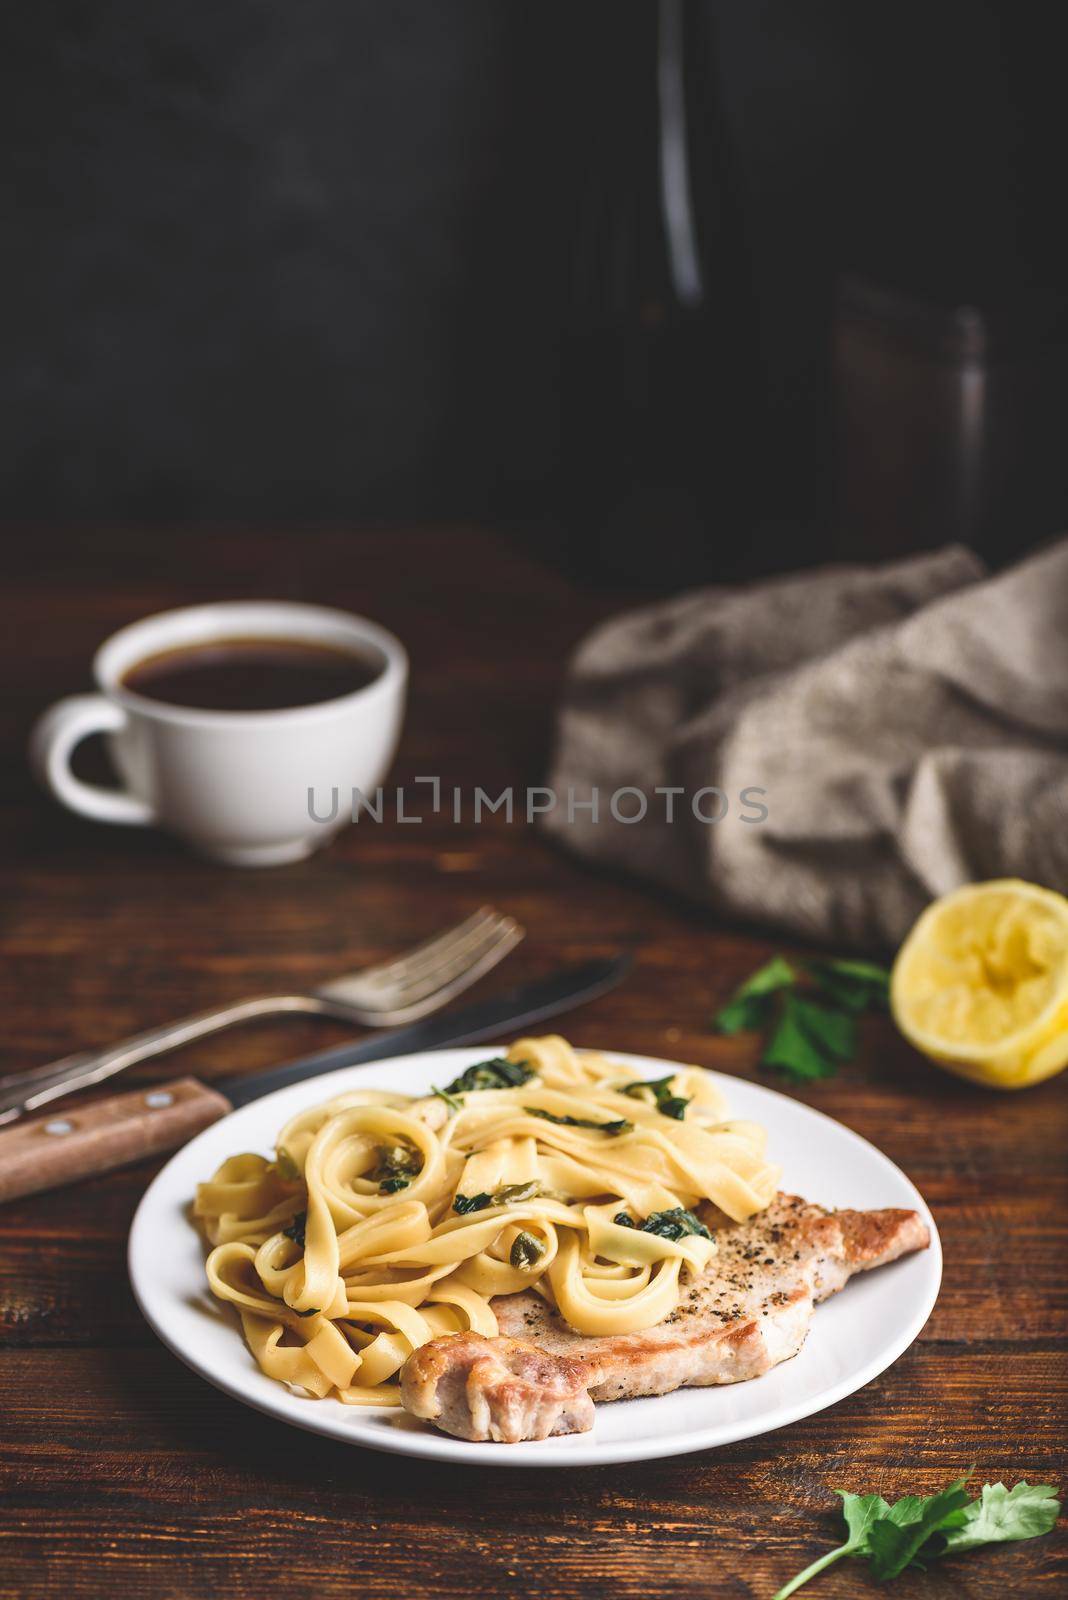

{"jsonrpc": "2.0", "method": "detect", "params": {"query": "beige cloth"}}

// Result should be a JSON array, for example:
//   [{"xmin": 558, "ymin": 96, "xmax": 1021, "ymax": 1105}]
[{"xmin": 544, "ymin": 540, "xmax": 1068, "ymax": 949}]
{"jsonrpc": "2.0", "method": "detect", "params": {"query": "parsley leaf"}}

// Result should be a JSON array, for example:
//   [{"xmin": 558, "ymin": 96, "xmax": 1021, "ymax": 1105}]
[
  {"xmin": 270, "ymin": 1147, "xmax": 302, "ymax": 1182},
  {"xmin": 866, "ymin": 1476, "xmax": 973, "ymax": 1580},
  {"xmin": 935, "ymin": 1481, "xmax": 1061, "ymax": 1555},
  {"xmin": 431, "ymin": 1085, "xmax": 464, "ymax": 1114},
  {"xmin": 714, "ymin": 953, "xmax": 890, "ymax": 1081},
  {"xmin": 713, "ymin": 993, "xmax": 773, "ymax": 1034},
  {"xmin": 808, "ymin": 957, "xmax": 890, "ymax": 1012},
  {"xmin": 525, "ymin": 1107, "xmax": 632, "ymax": 1135},
  {"xmin": 509, "ymin": 1230, "xmax": 545, "ymax": 1269},
  {"xmin": 839, "ymin": 1490, "xmax": 893, "ymax": 1547},
  {"xmin": 443, "ymin": 1057, "xmax": 535, "ymax": 1094},
  {"xmin": 713, "ymin": 956, "xmax": 796, "ymax": 1034},
  {"xmin": 772, "ymin": 1474, "xmax": 1061, "ymax": 1598},
  {"xmin": 613, "ymin": 1206, "xmax": 712, "ymax": 1241},
  {"xmin": 772, "ymin": 1492, "xmax": 890, "ymax": 1600},
  {"xmin": 282, "ymin": 1211, "xmax": 306, "ymax": 1248},
  {"xmin": 367, "ymin": 1141, "xmax": 421, "ymax": 1194},
  {"xmin": 733, "ymin": 954, "xmax": 797, "ymax": 997},
  {"xmin": 791, "ymin": 996, "xmax": 856, "ymax": 1061},
  {"xmin": 619, "ymin": 1075, "xmax": 690, "ymax": 1120},
  {"xmin": 761, "ymin": 995, "xmax": 838, "ymax": 1081},
  {"xmin": 490, "ymin": 1181, "xmax": 541, "ymax": 1205},
  {"xmin": 453, "ymin": 1179, "xmax": 564, "ymax": 1215}
]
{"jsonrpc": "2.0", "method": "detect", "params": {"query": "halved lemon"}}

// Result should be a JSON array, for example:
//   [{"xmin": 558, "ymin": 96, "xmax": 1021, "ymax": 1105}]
[{"xmin": 891, "ymin": 879, "xmax": 1068, "ymax": 1089}]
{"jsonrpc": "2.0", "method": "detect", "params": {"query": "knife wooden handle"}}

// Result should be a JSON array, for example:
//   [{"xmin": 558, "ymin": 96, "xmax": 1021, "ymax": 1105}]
[{"xmin": 0, "ymin": 1077, "xmax": 232, "ymax": 1204}]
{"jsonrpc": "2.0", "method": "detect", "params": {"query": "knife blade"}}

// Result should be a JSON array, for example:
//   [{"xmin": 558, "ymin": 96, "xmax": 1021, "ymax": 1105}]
[{"xmin": 0, "ymin": 954, "xmax": 631, "ymax": 1205}]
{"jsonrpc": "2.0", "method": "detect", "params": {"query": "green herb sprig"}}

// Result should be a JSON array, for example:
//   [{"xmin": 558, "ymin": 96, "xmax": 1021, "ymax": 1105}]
[
  {"xmin": 509, "ymin": 1231, "xmax": 545, "ymax": 1269},
  {"xmin": 282, "ymin": 1211, "xmax": 306, "ymax": 1248},
  {"xmin": 613, "ymin": 1207, "xmax": 712, "ymax": 1242},
  {"xmin": 431, "ymin": 1084, "xmax": 464, "ymax": 1114},
  {"xmin": 713, "ymin": 956, "xmax": 890, "ymax": 1082},
  {"xmin": 619, "ymin": 1074, "xmax": 690, "ymax": 1121},
  {"xmin": 452, "ymin": 1179, "xmax": 567, "ymax": 1216},
  {"xmin": 524, "ymin": 1107, "xmax": 633, "ymax": 1135},
  {"xmin": 269, "ymin": 1147, "xmax": 302, "ymax": 1183},
  {"xmin": 443, "ymin": 1057, "xmax": 535, "ymax": 1094},
  {"xmin": 367, "ymin": 1142, "xmax": 421, "ymax": 1194},
  {"xmin": 774, "ymin": 1473, "xmax": 1060, "ymax": 1598}
]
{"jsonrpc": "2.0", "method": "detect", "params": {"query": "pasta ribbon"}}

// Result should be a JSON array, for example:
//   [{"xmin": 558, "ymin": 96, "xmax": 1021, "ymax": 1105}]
[{"xmin": 194, "ymin": 1036, "xmax": 778, "ymax": 1405}]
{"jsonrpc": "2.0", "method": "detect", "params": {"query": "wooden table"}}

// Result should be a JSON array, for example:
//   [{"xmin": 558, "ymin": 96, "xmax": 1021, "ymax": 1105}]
[{"xmin": 1, "ymin": 526, "xmax": 1064, "ymax": 1599}]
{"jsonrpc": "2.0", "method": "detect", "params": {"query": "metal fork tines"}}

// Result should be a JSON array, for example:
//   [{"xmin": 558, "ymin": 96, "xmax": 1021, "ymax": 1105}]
[
  {"xmin": 0, "ymin": 907, "xmax": 523, "ymax": 1125},
  {"xmin": 318, "ymin": 907, "xmax": 523, "ymax": 1017}
]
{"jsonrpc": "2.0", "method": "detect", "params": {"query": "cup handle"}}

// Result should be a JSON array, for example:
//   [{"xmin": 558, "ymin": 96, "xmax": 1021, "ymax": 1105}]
[{"xmin": 30, "ymin": 694, "xmax": 156, "ymax": 827}]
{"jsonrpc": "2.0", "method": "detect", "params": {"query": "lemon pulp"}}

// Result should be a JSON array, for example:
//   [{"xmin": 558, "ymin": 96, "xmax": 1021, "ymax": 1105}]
[{"xmin": 891, "ymin": 879, "xmax": 1068, "ymax": 1089}]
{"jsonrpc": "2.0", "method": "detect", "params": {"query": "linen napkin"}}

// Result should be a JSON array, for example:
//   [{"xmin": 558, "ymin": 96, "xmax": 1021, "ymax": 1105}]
[{"xmin": 544, "ymin": 539, "xmax": 1068, "ymax": 949}]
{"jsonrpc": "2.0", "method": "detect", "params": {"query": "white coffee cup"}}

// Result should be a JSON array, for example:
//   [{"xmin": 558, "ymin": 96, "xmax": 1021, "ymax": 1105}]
[{"xmin": 30, "ymin": 600, "xmax": 408, "ymax": 866}]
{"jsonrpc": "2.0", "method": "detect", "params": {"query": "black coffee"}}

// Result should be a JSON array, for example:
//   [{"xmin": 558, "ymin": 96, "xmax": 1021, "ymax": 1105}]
[{"xmin": 122, "ymin": 637, "xmax": 381, "ymax": 711}]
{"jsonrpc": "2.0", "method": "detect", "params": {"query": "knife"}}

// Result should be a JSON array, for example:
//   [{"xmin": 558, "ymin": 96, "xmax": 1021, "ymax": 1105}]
[{"xmin": 0, "ymin": 955, "xmax": 631, "ymax": 1205}]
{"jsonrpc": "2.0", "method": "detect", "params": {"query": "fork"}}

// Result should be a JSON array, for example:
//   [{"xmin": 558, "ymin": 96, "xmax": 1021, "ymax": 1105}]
[{"xmin": 0, "ymin": 907, "xmax": 523, "ymax": 1125}]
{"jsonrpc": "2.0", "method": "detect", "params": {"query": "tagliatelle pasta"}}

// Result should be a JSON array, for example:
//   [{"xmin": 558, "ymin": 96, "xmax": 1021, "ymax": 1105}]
[{"xmin": 194, "ymin": 1035, "xmax": 780, "ymax": 1405}]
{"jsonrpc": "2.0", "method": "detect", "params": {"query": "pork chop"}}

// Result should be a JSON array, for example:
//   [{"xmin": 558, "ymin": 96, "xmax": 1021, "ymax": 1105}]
[
  {"xmin": 400, "ymin": 1194, "xmax": 929, "ymax": 1442},
  {"xmin": 398, "ymin": 1330, "xmax": 596, "ymax": 1444}
]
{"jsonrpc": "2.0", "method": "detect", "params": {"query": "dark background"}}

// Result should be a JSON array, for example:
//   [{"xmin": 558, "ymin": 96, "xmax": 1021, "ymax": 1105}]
[{"xmin": 3, "ymin": 0, "xmax": 1065, "ymax": 583}]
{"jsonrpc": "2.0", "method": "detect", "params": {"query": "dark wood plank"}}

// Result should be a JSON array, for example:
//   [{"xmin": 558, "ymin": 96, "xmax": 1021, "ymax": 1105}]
[
  {"xmin": 0, "ymin": 525, "xmax": 1064, "ymax": 1599},
  {"xmin": 1, "ymin": 1347, "xmax": 1065, "ymax": 1599}
]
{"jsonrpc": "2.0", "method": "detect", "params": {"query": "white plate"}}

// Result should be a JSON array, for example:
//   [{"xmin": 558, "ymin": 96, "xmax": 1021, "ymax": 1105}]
[{"xmin": 129, "ymin": 1049, "xmax": 941, "ymax": 1467}]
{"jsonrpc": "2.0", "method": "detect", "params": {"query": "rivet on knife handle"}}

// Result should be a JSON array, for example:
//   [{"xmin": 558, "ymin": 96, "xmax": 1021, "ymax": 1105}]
[{"xmin": 0, "ymin": 1078, "xmax": 232, "ymax": 1205}]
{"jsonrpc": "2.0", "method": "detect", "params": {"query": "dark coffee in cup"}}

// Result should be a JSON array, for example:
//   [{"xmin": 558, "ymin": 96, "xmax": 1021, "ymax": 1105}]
[{"xmin": 121, "ymin": 637, "xmax": 381, "ymax": 712}]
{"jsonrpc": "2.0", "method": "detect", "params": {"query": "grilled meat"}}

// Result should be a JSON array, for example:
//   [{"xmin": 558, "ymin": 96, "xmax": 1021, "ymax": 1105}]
[{"xmin": 400, "ymin": 1194, "xmax": 929, "ymax": 1442}]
